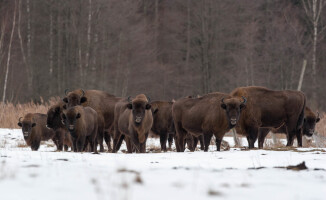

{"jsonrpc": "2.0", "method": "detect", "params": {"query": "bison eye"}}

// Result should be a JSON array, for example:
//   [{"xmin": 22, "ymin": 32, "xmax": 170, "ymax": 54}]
[
  {"xmin": 62, "ymin": 114, "xmax": 67, "ymax": 119},
  {"xmin": 221, "ymin": 104, "xmax": 227, "ymax": 110},
  {"xmin": 76, "ymin": 113, "xmax": 81, "ymax": 119}
]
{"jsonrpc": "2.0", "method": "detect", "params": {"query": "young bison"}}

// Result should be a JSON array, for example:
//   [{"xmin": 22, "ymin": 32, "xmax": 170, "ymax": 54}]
[
  {"xmin": 113, "ymin": 94, "xmax": 153, "ymax": 153},
  {"xmin": 61, "ymin": 106, "xmax": 98, "ymax": 153},
  {"xmin": 46, "ymin": 102, "xmax": 73, "ymax": 151},
  {"xmin": 18, "ymin": 113, "xmax": 55, "ymax": 151}
]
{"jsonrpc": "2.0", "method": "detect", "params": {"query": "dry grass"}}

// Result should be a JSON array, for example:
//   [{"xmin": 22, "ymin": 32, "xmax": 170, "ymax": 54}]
[{"xmin": 0, "ymin": 97, "xmax": 59, "ymax": 129}]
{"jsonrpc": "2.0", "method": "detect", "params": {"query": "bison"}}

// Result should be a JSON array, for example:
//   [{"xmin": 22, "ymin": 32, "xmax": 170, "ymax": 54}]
[
  {"xmin": 113, "ymin": 94, "xmax": 153, "ymax": 153},
  {"xmin": 172, "ymin": 92, "xmax": 247, "ymax": 152},
  {"xmin": 46, "ymin": 102, "xmax": 73, "ymax": 151},
  {"xmin": 18, "ymin": 113, "xmax": 55, "ymax": 151},
  {"xmin": 150, "ymin": 101, "xmax": 176, "ymax": 151},
  {"xmin": 258, "ymin": 106, "xmax": 320, "ymax": 146},
  {"xmin": 230, "ymin": 86, "xmax": 306, "ymax": 148},
  {"xmin": 63, "ymin": 89, "xmax": 121, "ymax": 152},
  {"xmin": 61, "ymin": 106, "xmax": 98, "ymax": 153}
]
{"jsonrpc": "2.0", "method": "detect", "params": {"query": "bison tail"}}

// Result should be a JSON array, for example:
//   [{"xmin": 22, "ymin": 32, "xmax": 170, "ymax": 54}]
[{"xmin": 296, "ymin": 95, "xmax": 306, "ymax": 131}]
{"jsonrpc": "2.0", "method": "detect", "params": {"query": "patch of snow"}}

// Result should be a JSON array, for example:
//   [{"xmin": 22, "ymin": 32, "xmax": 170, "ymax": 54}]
[{"xmin": 0, "ymin": 129, "xmax": 325, "ymax": 200}]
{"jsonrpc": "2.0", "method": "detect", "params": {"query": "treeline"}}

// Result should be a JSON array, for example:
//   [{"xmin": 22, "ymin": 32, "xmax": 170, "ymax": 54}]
[{"xmin": 0, "ymin": 0, "xmax": 325, "ymax": 110}]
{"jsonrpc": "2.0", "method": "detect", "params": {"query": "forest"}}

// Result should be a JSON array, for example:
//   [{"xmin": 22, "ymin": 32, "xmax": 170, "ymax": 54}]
[{"xmin": 0, "ymin": 0, "xmax": 325, "ymax": 110}]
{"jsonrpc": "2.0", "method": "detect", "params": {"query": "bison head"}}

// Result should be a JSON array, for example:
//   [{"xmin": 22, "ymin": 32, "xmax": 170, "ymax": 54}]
[
  {"xmin": 18, "ymin": 117, "xmax": 36, "ymax": 138},
  {"xmin": 46, "ymin": 105, "xmax": 62, "ymax": 129},
  {"xmin": 220, "ymin": 96, "xmax": 246, "ymax": 128},
  {"xmin": 61, "ymin": 107, "xmax": 81, "ymax": 133},
  {"xmin": 127, "ymin": 96, "xmax": 151, "ymax": 126},
  {"xmin": 62, "ymin": 89, "xmax": 87, "ymax": 108},
  {"xmin": 303, "ymin": 112, "xmax": 320, "ymax": 137}
]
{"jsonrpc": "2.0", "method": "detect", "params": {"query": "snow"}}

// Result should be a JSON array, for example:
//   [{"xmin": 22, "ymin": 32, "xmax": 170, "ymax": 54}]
[{"xmin": 0, "ymin": 128, "xmax": 325, "ymax": 200}]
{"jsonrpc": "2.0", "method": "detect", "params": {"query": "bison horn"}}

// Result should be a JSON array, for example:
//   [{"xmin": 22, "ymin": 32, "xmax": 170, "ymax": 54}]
[
  {"xmin": 64, "ymin": 89, "xmax": 69, "ymax": 95},
  {"xmin": 127, "ymin": 96, "xmax": 132, "ymax": 103},
  {"xmin": 19, "ymin": 117, "xmax": 23, "ymax": 123},
  {"xmin": 317, "ymin": 111, "xmax": 320, "ymax": 119},
  {"xmin": 147, "ymin": 96, "xmax": 151, "ymax": 103},
  {"xmin": 221, "ymin": 98, "xmax": 225, "ymax": 104},
  {"xmin": 80, "ymin": 89, "xmax": 85, "ymax": 97},
  {"xmin": 241, "ymin": 96, "xmax": 247, "ymax": 104}
]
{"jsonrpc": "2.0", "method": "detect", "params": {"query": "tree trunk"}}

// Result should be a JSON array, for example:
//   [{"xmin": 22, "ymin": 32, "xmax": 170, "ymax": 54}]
[
  {"xmin": 49, "ymin": 2, "xmax": 54, "ymax": 94},
  {"xmin": 297, "ymin": 59, "xmax": 307, "ymax": 91},
  {"xmin": 2, "ymin": 0, "xmax": 17, "ymax": 102}
]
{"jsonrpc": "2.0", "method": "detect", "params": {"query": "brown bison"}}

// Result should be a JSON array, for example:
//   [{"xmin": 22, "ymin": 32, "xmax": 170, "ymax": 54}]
[
  {"xmin": 150, "ymin": 101, "xmax": 176, "ymax": 151},
  {"xmin": 172, "ymin": 92, "xmax": 247, "ymax": 152},
  {"xmin": 260, "ymin": 106, "xmax": 320, "ymax": 146},
  {"xmin": 46, "ymin": 102, "xmax": 73, "ymax": 151},
  {"xmin": 18, "ymin": 113, "xmax": 55, "ymax": 151},
  {"xmin": 61, "ymin": 106, "xmax": 98, "ymax": 153},
  {"xmin": 230, "ymin": 86, "xmax": 306, "ymax": 148},
  {"xmin": 150, "ymin": 100, "xmax": 204, "ymax": 152},
  {"xmin": 63, "ymin": 89, "xmax": 121, "ymax": 152},
  {"xmin": 113, "ymin": 94, "xmax": 153, "ymax": 153}
]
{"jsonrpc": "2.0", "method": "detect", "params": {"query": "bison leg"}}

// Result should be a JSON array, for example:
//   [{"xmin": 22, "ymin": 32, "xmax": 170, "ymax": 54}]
[
  {"xmin": 104, "ymin": 130, "xmax": 112, "ymax": 152},
  {"xmin": 112, "ymin": 134, "xmax": 125, "ymax": 153},
  {"xmin": 125, "ymin": 137, "xmax": 133, "ymax": 153},
  {"xmin": 204, "ymin": 133, "xmax": 213, "ymax": 152},
  {"xmin": 97, "ymin": 132, "xmax": 104, "ymax": 153},
  {"xmin": 246, "ymin": 127, "xmax": 258, "ymax": 149},
  {"xmin": 192, "ymin": 136, "xmax": 199, "ymax": 151},
  {"xmin": 296, "ymin": 129, "xmax": 303, "ymax": 147},
  {"xmin": 174, "ymin": 122, "xmax": 187, "ymax": 152},
  {"xmin": 215, "ymin": 137, "xmax": 222, "ymax": 151},
  {"xmin": 160, "ymin": 131, "xmax": 168, "ymax": 152},
  {"xmin": 64, "ymin": 145, "xmax": 68, "ymax": 151},
  {"xmin": 31, "ymin": 139, "xmax": 41, "ymax": 151},
  {"xmin": 258, "ymin": 128, "xmax": 270, "ymax": 149},
  {"xmin": 199, "ymin": 135, "xmax": 205, "ymax": 150},
  {"xmin": 286, "ymin": 132, "xmax": 295, "ymax": 146},
  {"xmin": 168, "ymin": 133, "xmax": 173, "ymax": 150},
  {"xmin": 77, "ymin": 137, "xmax": 86, "ymax": 152}
]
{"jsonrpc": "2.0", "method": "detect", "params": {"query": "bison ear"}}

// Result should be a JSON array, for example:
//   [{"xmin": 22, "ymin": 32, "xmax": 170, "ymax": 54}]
[
  {"xmin": 76, "ymin": 113, "xmax": 81, "ymax": 119},
  {"xmin": 316, "ymin": 118, "xmax": 320, "ymax": 123},
  {"xmin": 61, "ymin": 114, "xmax": 66, "ymax": 120},
  {"xmin": 127, "ymin": 103, "xmax": 132, "ymax": 109},
  {"xmin": 32, "ymin": 123, "xmax": 36, "ymax": 127},
  {"xmin": 240, "ymin": 104, "xmax": 246, "ymax": 110},
  {"xmin": 80, "ymin": 97, "xmax": 87, "ymax": 104},
  {"xmin": 63, "ymin": 97, "xmax": 68, "ymax": 103},
  {"xmin": 146, "ymin": 104, "xmax": 151, "ymax": 110},
  {"xmin": 221, "ymin": 104, "xmax": 227, "ymax": 110},
  {"xmin": 18, "ymin": 122, "xmax": 22, "ymax": 127}
]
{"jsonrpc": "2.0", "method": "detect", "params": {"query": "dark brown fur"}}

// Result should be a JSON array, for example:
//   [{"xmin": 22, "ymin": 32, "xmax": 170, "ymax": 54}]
[
  {"xmin": 150, "ymin": 101, "xmax": 175, "ymax": 151},
  {"xmin": 46, "ymin": 102, "xmax": 73, "ymax": 151},
  {"xmin": 18, "ymin": 113, "xmax": 55, "ymax": 151},
  {"xmin": 231, "ymin": 86, "xmax": 306, "ymax": 148},
  {"xmin": 63, "ymin": 89, "xmax": 121, "ymax": 152},
  {"xmin": 269, "ymin": 106, "xmax": 320, "ymax": 141},
  {"xmin": 62, "ymin": 106, "xmax": 98, "ymax": 153},
  {"xmin": 113, "ymin": 94, "xmax": 153, "ymax": 153},
  {"xmin": 172, "ymin": 92, "xmax": 246, "ymax": 152}
]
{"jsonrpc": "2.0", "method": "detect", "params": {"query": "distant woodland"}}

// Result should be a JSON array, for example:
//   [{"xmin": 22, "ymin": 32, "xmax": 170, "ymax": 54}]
[{"xmin": 0, "ymin": 0, "xmax": 326, "ymax": 110}]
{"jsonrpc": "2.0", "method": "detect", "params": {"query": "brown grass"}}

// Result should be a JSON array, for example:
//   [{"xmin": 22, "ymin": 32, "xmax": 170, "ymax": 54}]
[{"xmin": 0, "ymin": 97, "xmax": 59, "ymax": 129}]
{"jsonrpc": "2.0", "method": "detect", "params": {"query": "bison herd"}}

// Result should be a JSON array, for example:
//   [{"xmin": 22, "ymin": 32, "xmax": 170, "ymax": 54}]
[{"xmin": 17, "ymin": 86, "xmax": 320, "ymax": 153}]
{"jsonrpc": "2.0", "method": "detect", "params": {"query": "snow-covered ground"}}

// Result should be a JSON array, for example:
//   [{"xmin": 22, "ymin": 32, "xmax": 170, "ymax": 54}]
[{"xmin": 0, "ymin": 129, "xmax": 325, "ymax": 200}]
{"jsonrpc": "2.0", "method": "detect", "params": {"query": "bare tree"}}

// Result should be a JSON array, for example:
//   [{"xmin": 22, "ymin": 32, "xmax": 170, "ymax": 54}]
[
  {"xmin": 302, "ymin": 0, "xmax": 325, "ymax": 106},
  {"xmin": 2, "ymin": 0, "xmax": 17, "ymax": 103}
]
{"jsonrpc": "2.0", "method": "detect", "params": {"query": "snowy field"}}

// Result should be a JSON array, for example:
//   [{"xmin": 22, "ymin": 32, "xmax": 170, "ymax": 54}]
[{"xmin": 0, "ymin": 129, "xmax": 325, "ymax": 200}]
